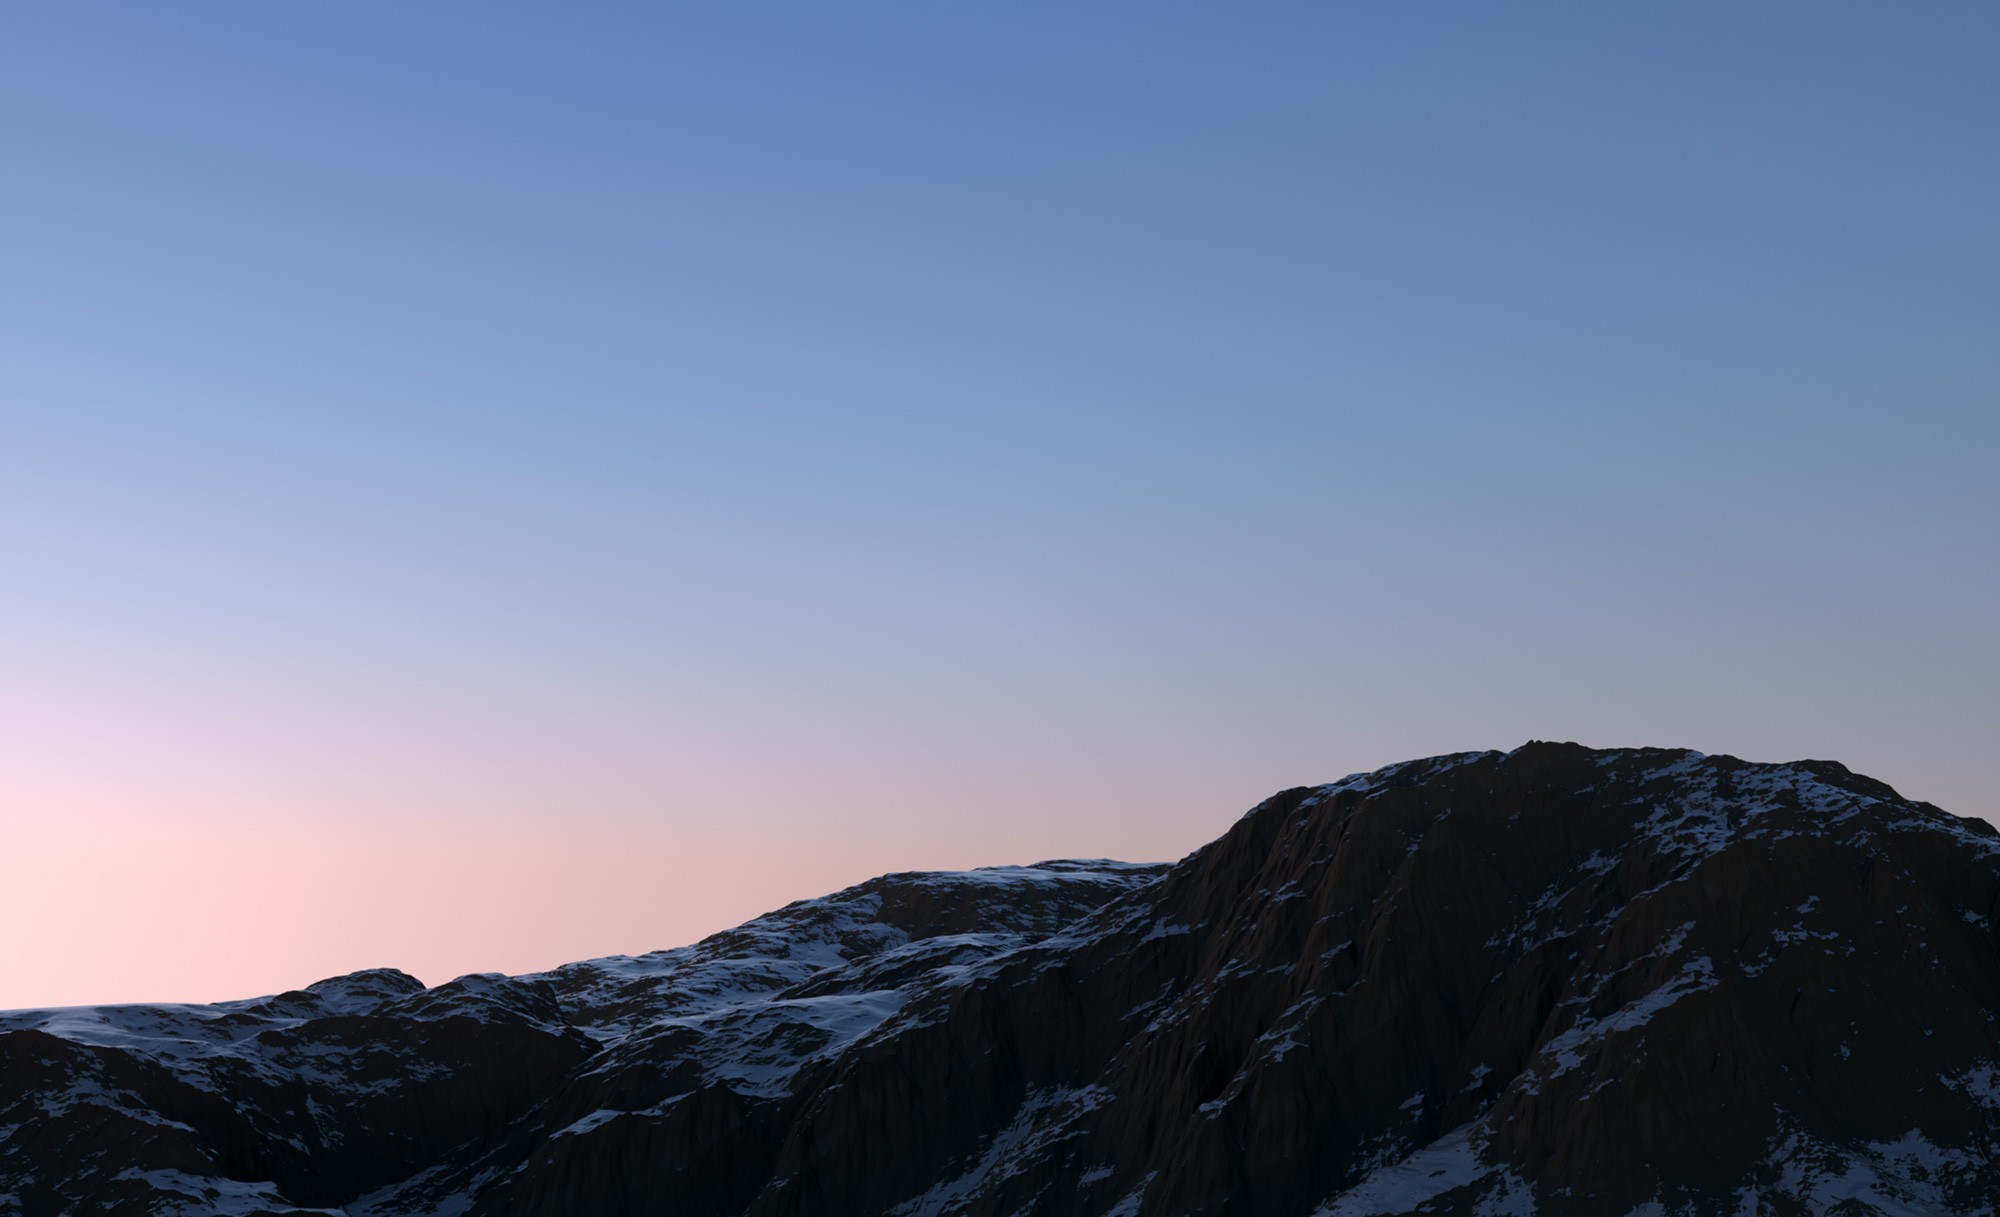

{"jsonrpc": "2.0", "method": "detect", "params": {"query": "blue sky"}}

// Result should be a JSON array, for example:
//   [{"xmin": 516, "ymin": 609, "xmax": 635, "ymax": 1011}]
[{"xmin": 3, "ymin": 3, "xmax": 1995, "ymax": 1001}]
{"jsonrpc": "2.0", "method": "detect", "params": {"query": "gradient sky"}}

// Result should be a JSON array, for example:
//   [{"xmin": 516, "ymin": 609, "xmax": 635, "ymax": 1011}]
[{"xmin": 3, "ymin": 3, "xmax": 1996, "ymax": 1009}]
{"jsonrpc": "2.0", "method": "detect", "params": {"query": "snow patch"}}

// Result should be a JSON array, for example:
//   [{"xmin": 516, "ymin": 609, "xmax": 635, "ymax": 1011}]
[
  {"xmin": 1746, "ymin": 1124, "xmax": 1995, "ymax": 1217},
  {"xmin": 1314, "ymin": 1123, "xmax": 1534, "ymax": 1216},
  {"xmin": 1528, "ymin": 958, "xmax": 1718, "ymax": 1090},
  {"xmin": 885, "ymin": 1086, "xmax": 1096, "ymax": 1217}
]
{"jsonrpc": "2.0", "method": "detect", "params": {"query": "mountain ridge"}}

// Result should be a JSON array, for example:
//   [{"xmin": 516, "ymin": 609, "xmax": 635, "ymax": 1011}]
[{"xmin": 5, "ymin": 744, "xmax": 1997, "ymax": 1215}]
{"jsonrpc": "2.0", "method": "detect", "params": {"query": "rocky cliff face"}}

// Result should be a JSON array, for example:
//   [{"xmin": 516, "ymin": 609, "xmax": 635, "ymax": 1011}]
[{"xmin": 5, "ymin": 745, "xmax": 1998, "ymax": 1216}]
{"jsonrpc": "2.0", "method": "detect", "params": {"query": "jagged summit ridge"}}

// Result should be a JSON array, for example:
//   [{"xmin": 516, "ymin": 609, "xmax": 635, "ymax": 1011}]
[{"xmin": 3, "ymin": 745, "xmax": 1996, "ymax": 1216}]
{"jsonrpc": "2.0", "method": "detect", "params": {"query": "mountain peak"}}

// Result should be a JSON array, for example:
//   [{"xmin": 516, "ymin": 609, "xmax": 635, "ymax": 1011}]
[{"xmin": 4, "ymin": 746, "xmax": 1995, "ymax": 1215}]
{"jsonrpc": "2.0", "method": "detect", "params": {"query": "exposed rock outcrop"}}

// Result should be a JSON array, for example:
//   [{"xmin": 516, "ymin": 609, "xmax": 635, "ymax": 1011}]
[{"xmin": 4, "ymin": 746, "xmax": 1996, "ymax": 1215}]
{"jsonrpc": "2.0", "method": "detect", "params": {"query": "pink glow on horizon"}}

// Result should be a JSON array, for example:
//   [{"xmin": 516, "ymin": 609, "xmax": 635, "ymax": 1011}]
[
  {"xmin": 8, "ymin": 723, "xmax": 1992, "ymax": 1010},
  {"xmin": 0, "ymin": 752, "xmax": 1224, "ymax": 1010},
  {"xmin": 5, "ymin": 805, "xmax": 1171, "ymax": 1010},
  {"xmin": 2, "ymin": 827, "xmax": 857, "ymax": 1008}
]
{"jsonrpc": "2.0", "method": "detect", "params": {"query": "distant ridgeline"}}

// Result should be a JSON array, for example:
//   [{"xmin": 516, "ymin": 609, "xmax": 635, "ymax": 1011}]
[{"xmin": 4, "ymin": 744, "xmax": 1998, "ymax": 1215}]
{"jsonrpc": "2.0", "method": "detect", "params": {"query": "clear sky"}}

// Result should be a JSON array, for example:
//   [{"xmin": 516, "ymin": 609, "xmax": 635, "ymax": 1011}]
[{"xmin": 3, "ymin": 3, "xmax": 1995, "ymax": 1008}]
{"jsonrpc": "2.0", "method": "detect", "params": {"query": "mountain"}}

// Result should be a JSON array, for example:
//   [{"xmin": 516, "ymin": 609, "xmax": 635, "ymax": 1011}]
[{"xmin": 4, "ymin": 744, "xmax": 1997, "ymax": 1216}]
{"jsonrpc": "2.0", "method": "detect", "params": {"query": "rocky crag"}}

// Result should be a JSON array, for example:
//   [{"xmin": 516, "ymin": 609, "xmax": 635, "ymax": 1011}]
[{"xmin": 4, "ymin": 744, "xmax": 1998, "ymax": 1215}]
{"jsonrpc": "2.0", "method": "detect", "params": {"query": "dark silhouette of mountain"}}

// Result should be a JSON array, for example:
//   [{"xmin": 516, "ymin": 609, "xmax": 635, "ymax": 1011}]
[{"xmin": 4, "ymin": 744, "xmax": 1997, "ymax": 1215}]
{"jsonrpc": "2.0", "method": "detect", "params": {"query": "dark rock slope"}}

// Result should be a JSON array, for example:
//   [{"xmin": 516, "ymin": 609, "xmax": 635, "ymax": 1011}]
[{"xmin": 5, "ymin": 745, "xmax": 1998, "ymax": 1216}]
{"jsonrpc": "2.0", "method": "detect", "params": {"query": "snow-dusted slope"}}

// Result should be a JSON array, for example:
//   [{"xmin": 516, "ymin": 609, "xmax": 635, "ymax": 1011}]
[
  {"xmin": 0, "ymin": 861, "xmax": 1163, "ymax": 1217},
  {"xmin": 5, "ymin": 747, "xmax": 1998, "ymax": 1216}
]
